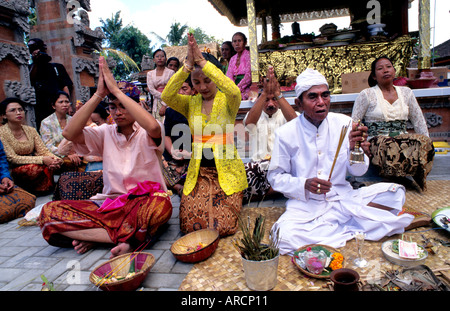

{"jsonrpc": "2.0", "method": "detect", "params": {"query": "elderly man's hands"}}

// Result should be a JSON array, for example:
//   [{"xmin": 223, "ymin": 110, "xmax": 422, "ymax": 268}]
[
  {"xmin": 349, "ymin": 122, "xmax": 371, "ymax": 157},
  {"xmin": 305, "ymin": 177, "xmax": 332, "ymax": 195}
]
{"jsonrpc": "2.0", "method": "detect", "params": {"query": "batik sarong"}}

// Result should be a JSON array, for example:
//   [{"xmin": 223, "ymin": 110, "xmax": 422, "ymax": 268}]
[
  {"xmin": 179, "ymin": 167, "xmax": 243, "ymax": 237},
  {"xmin": 53, "ymin": 171, "xmax": 104, "ymax": 201},
  {"xmin": 0, "ymin": 186, "xmax": 36, "ymax": 224},
  {"xmin": 370, "ymin": 133, "xmax": 435, "ymax": 191}
]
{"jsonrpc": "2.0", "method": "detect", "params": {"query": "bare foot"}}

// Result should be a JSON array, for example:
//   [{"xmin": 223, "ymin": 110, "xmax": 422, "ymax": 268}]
[
  {"xmin": 110, "ymin": 242, "xmax": 132, "ymax": 258},
  {"xmin": 72, "ymin": 240, "xmax": 95, "ymax": 254}
]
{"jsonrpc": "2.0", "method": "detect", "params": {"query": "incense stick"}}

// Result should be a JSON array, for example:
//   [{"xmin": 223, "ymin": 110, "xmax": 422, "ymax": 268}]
[{"xmin": 328, "ymin": 121, "xmax": 351, "ymax": 181}]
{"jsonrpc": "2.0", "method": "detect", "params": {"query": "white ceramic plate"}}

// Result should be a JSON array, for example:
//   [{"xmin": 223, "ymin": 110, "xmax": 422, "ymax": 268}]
[
  {"xmin": 431, "ymin": 206, "xmax": 450, "ymax": 232},
  {"xmin": 381, "ymin": 240, "xmax": 428, "ymax": 267}
]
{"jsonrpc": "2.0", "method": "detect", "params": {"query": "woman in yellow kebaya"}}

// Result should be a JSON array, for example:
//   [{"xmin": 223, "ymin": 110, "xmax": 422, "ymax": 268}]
[{"xmin": 162, "ymin": 33, "xmax": 247, "ymax": 237}]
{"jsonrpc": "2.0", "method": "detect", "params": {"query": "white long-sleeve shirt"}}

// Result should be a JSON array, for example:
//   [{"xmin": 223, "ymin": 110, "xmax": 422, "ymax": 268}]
[
  {"xmin": 268, "ymin": 112, "xmax": 411, "ymax": 253},
  {"xmin": 268, "ymin": 112, "xmax": 369, "ymax": 220}
]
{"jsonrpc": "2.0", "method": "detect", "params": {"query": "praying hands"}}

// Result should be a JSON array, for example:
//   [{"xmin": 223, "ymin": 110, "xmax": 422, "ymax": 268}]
[{"xmin": 184, "ymin": 33, "xmax": 206, "ymax": 72}]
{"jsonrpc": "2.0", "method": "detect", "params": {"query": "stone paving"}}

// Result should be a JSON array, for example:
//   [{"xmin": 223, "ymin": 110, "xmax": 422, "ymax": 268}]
[
  {"xmin": 0, "ymin": 154, "xmax": 448, "ymax": 291},
  {"xmin": 0, "ymin": 187, "xmax": 288, "ymax": 291}
]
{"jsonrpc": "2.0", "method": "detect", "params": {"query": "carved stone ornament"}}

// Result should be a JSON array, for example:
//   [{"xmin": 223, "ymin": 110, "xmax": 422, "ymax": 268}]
[
  {"xmin": 73, "ymin": 23, "xmax": 106, "ymax": 51},
  {"xmin": 0, "ymin": 0, "xmax": 30, "ymax": 35},
  {"xmin": 74, "ymin": 57, "xmax": 97, "ymax": 75},
  {"xmin": 141, "ymin": 55, "xmax": 155, "ymax": 71},
  {"xmin": 0, "ymin": 42, "xmax": 30, "ymax": 65},
  {"xmin": 63, "ymin": 0, "xmax": 91, "ymax": 12},
  {"xmin": 4, "ymin": 80, "xmax": 36, "ymax": 106},
  {"xmin": 424, "ymin": 112, "xmax": 443, "ymax": 128}
]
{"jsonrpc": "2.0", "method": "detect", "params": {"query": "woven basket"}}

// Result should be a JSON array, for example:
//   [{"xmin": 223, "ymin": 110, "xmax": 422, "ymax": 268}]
[
  {"xmin": 171, "ymin": 229, "xmax": 219, "ymax": 263},
  {"xmin": 293, "ymin": 244, "xmax": 343, "ymax": 279},
  {"xmin": 89, "ymin": 252, "xmax": 155, "ymax": 291}
]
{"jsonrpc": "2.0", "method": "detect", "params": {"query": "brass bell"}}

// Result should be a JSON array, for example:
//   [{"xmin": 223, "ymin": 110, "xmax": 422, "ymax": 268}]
[
  {"xmin": 349, "ymin": 140, "xmax": 365, "ymax": 165},
  {"xmin": 350, "ymin": 120, "xmax": 365, "ymax": 165}
]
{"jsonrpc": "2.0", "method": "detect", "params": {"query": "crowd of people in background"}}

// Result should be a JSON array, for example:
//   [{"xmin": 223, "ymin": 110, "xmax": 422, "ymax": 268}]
[{"xmin": 0, "ymin": 32, "xmax": 434, "ymax": 259}]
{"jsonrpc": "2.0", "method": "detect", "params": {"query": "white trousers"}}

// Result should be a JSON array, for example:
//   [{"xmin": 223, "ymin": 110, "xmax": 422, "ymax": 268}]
[{"xmin": 272, "ymin": 183, "xmax": 414, "ymax": 255}]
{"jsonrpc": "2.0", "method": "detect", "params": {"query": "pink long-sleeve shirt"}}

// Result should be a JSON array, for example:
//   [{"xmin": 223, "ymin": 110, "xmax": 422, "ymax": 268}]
[
  {"xmin": 226, "ymin": 49, "xmax": 252, "ymax": 100},
  {"xmin": 74, "ymin": 122, "xmax": 166, "ymax": 201}
]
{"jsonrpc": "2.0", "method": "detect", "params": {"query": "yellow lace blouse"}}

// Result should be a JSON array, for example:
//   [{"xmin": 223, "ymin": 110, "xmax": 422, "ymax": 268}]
[{"xmin": 161, "ymin": 61, "xmax": 248, "ymax": 196}]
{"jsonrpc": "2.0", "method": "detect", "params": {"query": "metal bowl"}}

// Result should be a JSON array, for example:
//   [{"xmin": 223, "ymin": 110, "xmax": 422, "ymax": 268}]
[{"xmin": 381, "ymin": 240, "xmax": 428, "ymax": 267}]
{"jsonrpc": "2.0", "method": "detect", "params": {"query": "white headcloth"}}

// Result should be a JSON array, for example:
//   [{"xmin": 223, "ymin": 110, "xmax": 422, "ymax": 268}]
[{"xmin": 295, "ymin": 68, "xmax": 329, "ymax": 98}]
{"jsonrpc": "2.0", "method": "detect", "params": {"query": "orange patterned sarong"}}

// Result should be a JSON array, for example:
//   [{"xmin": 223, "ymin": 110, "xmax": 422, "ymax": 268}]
[{"xmin": 39, "ymin": 194, "xmax": 172, "ymax": 247}]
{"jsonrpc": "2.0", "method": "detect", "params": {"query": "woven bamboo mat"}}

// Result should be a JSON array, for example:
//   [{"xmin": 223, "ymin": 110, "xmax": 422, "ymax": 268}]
[{"xmin": 179, "ymin": 180, "xmax": 450, "ymax": 291}]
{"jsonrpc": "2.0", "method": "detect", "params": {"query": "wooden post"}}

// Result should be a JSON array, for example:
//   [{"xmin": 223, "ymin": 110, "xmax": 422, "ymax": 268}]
[
  {"xmin": 246, "ymin": 0, "xmax": 259, "ymax": 83},
  {"xmin": 418, "ymin": 0, "xmax": 431, "ymax": 69}
]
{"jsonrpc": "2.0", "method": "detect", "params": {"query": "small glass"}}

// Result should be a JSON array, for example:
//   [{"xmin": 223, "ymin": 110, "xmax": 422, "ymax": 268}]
[
  {"xmin": 353, "ymin": 232, "xmax": 368, "ymax": 268},
  {"xmin": 304, "ymin": 249, "xmax": 327, "ymax": 275}
]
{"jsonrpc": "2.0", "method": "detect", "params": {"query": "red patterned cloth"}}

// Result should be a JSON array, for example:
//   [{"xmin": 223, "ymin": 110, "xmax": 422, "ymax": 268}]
[
  {"xmin": 11, "ymin": 164, "xmax": 54, "ymax": 194},
  {"xmin": 39, "ymin": 192, "xmax": 172, "ymax": 247}
]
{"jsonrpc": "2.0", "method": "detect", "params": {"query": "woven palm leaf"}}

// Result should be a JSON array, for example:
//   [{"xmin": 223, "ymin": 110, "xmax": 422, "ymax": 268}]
[{"xmin": 89, "ymin": 252, "xmax": 155, "ymax": 291}]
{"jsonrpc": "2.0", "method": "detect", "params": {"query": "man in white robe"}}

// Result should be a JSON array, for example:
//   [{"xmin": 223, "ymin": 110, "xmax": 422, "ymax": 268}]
[{"xmin": 268, "ymin": 68, "xmax": 414, "ymax": 255}]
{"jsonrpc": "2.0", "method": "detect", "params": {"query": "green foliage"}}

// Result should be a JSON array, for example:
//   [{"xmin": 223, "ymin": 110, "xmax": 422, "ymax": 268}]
[
  {"xmin": 232, "ymin": 214, "xmax": 280, "ymax": 261},
  {"xmin": 152, "ymin": 23, "xmax": 221, "ymax": 48},
  {"xmin": 100, "ymin": 11, "xmax": 123, "ymax": 48},
  {"xmin": 28, "ymin": 2, "xmax": 37, "ymax": 27},
  {"xmin": 99, "ymin": 11, "xmax": 154, "ymax": 79},
  {"xmin": 166, "ymin": 22, "xmax": 189, "ymax": 46},
  {"xmin": 115, "ymin": 25, "xmax": 152, "ymax": 66},
  {"xmin": 97, "ymin": 48, "xmax": 140, "ymax": 79},
  {"xmin": 181, "ymin": 27, "xmax": 222, "ymax": 45},
  {"xmin": 40, "ymin": 275, "xmax": 55, "ymax": 291}
]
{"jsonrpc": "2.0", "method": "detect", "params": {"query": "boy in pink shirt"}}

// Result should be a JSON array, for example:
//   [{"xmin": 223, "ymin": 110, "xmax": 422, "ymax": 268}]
[{"xmin": 39, "ymin": 57, "xmax": 172, "ymax": 258}]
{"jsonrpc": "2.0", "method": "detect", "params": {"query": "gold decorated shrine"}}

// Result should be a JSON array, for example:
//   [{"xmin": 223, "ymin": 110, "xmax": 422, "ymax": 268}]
[{"xmin": 258, "ymin": 36, "xmax": 414, "ymax": 94}]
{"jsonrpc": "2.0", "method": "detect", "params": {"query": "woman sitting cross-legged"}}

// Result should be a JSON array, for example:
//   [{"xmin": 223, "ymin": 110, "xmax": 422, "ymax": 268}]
[
  {"xmin": 38, "ymin": 56, "xmax": 172, "ymax": 258},
  {"xmin": 40, "ymin": 90, "xmax": 87, "ymax": 173},
  {"xmin": 351, "ymin": 56, "xmax": 435, "ymax": 191}
]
